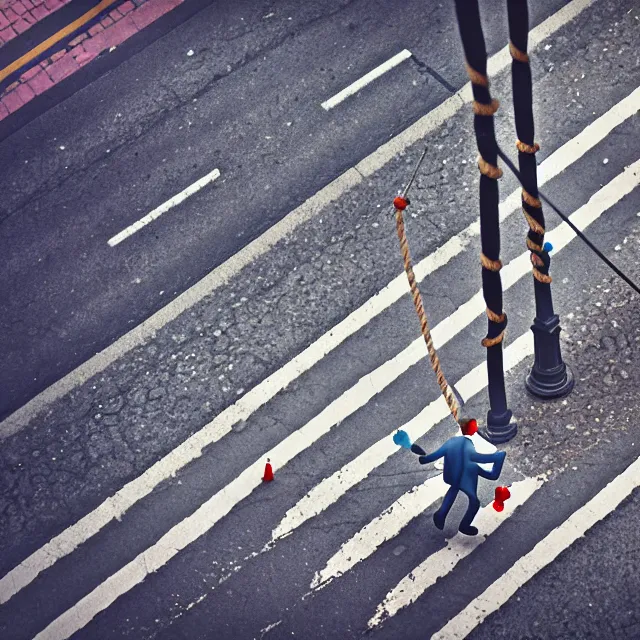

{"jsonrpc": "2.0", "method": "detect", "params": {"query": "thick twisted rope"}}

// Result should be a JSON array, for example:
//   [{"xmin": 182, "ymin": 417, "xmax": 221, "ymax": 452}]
[
  {"xmin": 393, "ymin": 196, "xmax": 461, "ymax": 424},
  {"xmin": 507, "ymin": 1, "xmax": 553, "ymax": 287}
]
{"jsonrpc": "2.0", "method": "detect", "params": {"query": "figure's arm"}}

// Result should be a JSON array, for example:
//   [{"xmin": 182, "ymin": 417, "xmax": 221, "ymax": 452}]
[
  {"xmin": 417, "ymin": 444, "xmax": 448, "ymax": 465},
  {"xmin": 470, "ymin": 450, "xmax": 506, "ymax": 464},
  {"xmin": 474, "ymin": 450, "xmax": 506, "ymax": 481},
  {"xmin": 410, "ymin": 443, "xmax": 427, "ymax": 456}
]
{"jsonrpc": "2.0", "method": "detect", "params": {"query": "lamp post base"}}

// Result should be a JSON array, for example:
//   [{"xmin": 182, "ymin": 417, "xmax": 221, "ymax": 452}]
[
  {"xmin": 525, "ymin": 315, "xmax": 575, "ymax": 400},
  {"xmin": 525, "ymin": 362, "xmax": 575, "ymax": 399},
  {"xmin": 483, "ymin": 408, "xmax": 518, "ymax": 444}
]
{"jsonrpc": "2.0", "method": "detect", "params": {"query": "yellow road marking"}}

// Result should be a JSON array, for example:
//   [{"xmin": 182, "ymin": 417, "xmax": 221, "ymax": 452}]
[{"xmin": 0, "ymin": 0, "xmax": 119, "ymax": 85}]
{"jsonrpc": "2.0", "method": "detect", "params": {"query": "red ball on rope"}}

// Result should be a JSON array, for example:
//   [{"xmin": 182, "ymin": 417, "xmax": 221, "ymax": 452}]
[{"xmin": 393, "ymin": 196, "xmax": 409, "ymax": 210}]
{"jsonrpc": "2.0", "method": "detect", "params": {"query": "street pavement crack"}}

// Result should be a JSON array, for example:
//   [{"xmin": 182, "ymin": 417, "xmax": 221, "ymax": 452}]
[{"xmin": 371, "ymin": 470, "xmax": 428, "ymax": 478}]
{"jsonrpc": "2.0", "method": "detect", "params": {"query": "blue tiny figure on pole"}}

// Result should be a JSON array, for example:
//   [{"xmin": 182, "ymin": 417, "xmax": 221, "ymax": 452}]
[{"xmin": 394, "ymin": 419, "xmax": 506, "ymax": 536}]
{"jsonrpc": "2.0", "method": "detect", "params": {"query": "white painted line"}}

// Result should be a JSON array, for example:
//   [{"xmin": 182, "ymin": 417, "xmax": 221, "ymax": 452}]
[
  {"xmin": 310, "ymin": 433, "xmax": 497, "ymax": 592},
  {"xmin": 430, "ymin": 454, "xmax": 640, "ymax": 640},
  {"xmin": 311, "ymin": 475, "xmax": 449, "ymax": 591},
  {"xmin": 259, "ymin": 620, "xmax": 282, "ymax": 638},
  {"xmin": 1, "ymin": 134, "xmax": 636, "ymax": 612},
  {"xmin": 30, "ymin": 159, "xmax": 639, "ymax": 638},
  {"xmin": 321, "ymin": 49, "xmax": 412, "ymax": 111},
  {"xmin": 269, "ymin": 159, "xmax": 640, "ymax": 543},
  {"xmin": 32, "ymin": 315, "xmax": 541, "ymax": 640},
  {"xmin": 367, "ymin": 476, "xmax": 544, "ymax": 629},
  {"xmin": 107, "ymin": 168, "xmax": 221, "ymax": 247},
  {"xmin": 0, "ymin": 0, "xmax": 601, "ymax": 441}
]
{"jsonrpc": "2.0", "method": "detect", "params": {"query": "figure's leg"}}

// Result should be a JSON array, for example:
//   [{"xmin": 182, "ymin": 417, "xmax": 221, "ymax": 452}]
[
  {"xmin": 458, "ymin": 488, "xmax": 481, "ymax": 536},
  {"xmin": 433, "ymin": 486, "xmax": 458, "ymax": 530}
]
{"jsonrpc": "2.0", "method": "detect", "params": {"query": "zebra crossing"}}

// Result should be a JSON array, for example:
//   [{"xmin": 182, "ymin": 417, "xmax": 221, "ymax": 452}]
[
  {"xmin": 2, "ymin": 84, "xmax": 636, "ymax": 613},
  {"xmin": 1, "ymin": 41, "xmax": 639, "ymax": 640},
  {"xmin": 368, "ymin": 475, "xmax": 545, "ymax": 630}
]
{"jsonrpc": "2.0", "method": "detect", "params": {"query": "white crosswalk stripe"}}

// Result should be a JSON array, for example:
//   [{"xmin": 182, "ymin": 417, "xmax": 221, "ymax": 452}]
[
  {"xmin": 367, "ymin": 476, "xmax": 545, "ymax": 629},
  {"xmin": 2, "ymin": 38, "xmax": 639, "ymax": 639},
  {"xmin": 0, "ymin": 84, "xmax": 636, "ymax": 611}
]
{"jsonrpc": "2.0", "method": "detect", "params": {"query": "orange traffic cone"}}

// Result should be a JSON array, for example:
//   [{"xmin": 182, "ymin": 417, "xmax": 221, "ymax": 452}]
[{"xmin": 263, "ymin": 458, "xmax": 274, "ymax": 482}]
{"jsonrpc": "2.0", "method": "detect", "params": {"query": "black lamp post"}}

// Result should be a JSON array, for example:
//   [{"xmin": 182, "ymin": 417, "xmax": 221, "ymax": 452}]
[
  {"xmin": 454, "ymin": 0, "xmax": 517, "ymax": 444},
  {"xmin": 506, "ymin": 0, "xmax": 574, "ymax": 400}
]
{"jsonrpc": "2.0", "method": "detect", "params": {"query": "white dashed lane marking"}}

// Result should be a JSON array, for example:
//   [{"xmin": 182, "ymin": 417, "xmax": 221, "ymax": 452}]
[
  {"xmin": 107, "ymin": 168, "xmax": 220, "ymax": 247},
  {"xmin": 321, "ymin": 49, "xmax": 413, "ymax": 111}
]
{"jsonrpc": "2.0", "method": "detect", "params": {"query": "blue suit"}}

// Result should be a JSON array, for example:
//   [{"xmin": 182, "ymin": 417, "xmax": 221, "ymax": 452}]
[{"xmin": 411, "ymin": 436, "xmax": 506, "ymax": 535}]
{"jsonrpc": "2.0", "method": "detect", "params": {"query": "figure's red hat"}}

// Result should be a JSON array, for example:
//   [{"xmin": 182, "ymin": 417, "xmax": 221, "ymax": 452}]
[{"xmin": 460, "ymin": 418, "xmax": 478, "ymax": 436}]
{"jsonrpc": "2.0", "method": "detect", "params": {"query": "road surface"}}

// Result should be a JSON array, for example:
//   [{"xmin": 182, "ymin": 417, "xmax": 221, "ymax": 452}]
[{"xmin": 0, "ymin": 0, "xmax": 639, "ymax": 638}]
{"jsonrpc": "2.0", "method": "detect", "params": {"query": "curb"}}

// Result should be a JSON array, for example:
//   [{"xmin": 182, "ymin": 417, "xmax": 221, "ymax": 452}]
[
  {"xmin": 0, "ymin": 0, "xmax": 179, "ymax": 114},
  {"xmin": 0, "ymin": 0, "xmax": 215, "ymax": 138}
]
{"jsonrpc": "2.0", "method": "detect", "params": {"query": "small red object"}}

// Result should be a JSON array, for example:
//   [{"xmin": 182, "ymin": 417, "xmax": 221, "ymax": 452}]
[
  {"xmin": 393, "ymin": 196, "xmax": 409, "ymax": 210},
  {"xmin": 462, "ymin": 418, "xmax": 478, "ymax": 436},
  {"xmin": 492, "ymin": 486, "xmax": 510, "ymax": 511},
  {"xmin": 263, "ymin": 459, "xmax": 274, "ymax": 482}
]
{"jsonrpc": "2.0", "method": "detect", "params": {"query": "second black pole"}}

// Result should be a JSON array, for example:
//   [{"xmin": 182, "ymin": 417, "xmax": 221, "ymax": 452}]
[{"xmin": 506, "ymin": 0, "xmax": 575, "ymax": 400}]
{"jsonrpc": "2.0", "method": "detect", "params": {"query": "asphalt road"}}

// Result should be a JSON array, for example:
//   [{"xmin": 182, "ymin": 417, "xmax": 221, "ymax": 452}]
[
  {"xmin": 466, "ymin": 487, "xmax": 640, "ymax": 640},
  {"xmin": 0, "ymin": 0, "xmax": 639, "ymax": 639},
  {"xmin": 0, "ymin": 0, "xmax": 569, "ymax": 421}
]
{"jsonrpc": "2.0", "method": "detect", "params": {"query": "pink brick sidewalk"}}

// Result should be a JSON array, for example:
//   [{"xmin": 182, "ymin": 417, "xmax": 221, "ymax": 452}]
[
  {"xmin": 0, "ymin": 0, "xmax": 183, "ymax": 121},
  {"xmin": 0, "ymin": 0, "xmax": 74, "ymax": 45}
]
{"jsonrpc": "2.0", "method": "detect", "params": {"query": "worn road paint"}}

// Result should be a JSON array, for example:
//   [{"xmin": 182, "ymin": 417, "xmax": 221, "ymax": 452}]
[
  {"xmin": 310, "ymin": 434, "xmax": 500, "ymax": 590},
  {"xmin": 368, "ymin": 476, "xmax": 545, "ymax": 629},
  {"xmin": 310, "ymin": 474, "xmax": 450, "ymax": 591},
  {"xmin": 107, "ymin": 168, "xmax": 220, "ymax": 246},
  {"xmin": 321, "ymin": 49, "xmax": 412, "ymax": 111}
]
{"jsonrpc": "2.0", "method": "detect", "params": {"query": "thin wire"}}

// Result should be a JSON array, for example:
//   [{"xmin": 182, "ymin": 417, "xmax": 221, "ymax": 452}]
[
  {"xmin": 402, "ymin": 147, "xmax": 429, "ymax": 198},
  {"xmin": 496, "ymin": 145, "xmax": 640, "ymax": 297}
]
